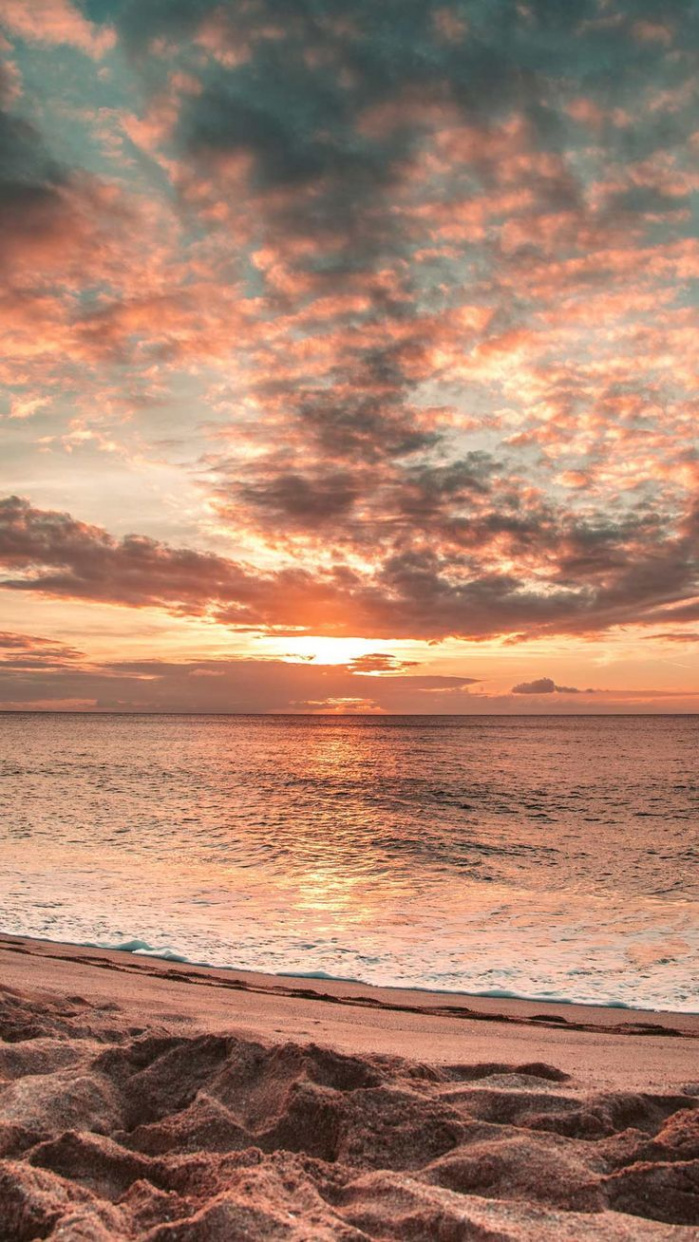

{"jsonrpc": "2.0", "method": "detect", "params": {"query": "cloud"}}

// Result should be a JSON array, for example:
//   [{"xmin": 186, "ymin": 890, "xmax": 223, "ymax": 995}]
[
  {"xmin": 106, "ymin": 1, "xmax": 652, "ymax": 520},
  {"xmin": 641, "ymin": 630, "xmax": 699, "ymax": 643},
  {"xmin": 0, "ymin": 89, "xmax": 134, "ymax": 288},
  {"xmin": 0, "ymin": 636, "xmax": 695, "ymax": 713},
  {"xmin": 0, "ymin": 494, "xmax": 307, "ymax": 627},
  {"xmin": 0, "ymin": 630, "xmax": 84, "ymax": 670},
  {"xmin": 346, "ymin": 652, "xmax": 420, "ymax": 673},
  {"xmin": 0, "ymin": 0, "xmax": 115, "ymax": 57},
  {"xmin": 0, "ymin": 640, "xmax": 477, "ymax": 713},
  {"xmin": 511, "ymin": 676, "xmax": 588, "ymax": 695},
  {"xmin": 1, "ymin": 494, "xmax": 699, "ymax": 644},
  {"xmin": 0, "ymin": 103, "xmax": 69, "ymax": 268},
  {"xmin": 239, "ymin": 470, "xmax": 360, "ymax": 525}
]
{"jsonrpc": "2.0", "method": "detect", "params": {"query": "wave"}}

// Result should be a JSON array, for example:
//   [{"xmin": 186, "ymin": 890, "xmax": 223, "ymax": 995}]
[{"xmin": 66, "ymin": 934, "xmax": 698, "ymax": 1015}]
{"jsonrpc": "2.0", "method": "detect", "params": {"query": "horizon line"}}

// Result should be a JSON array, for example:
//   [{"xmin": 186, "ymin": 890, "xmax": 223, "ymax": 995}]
[{"xmin": 1, "ymin": 710, "xmax": 697, "ymax": 719}]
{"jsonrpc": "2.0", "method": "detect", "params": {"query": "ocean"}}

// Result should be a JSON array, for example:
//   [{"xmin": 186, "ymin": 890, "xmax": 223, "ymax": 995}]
[{"xmin": 1, "ymin": 712, "xmax": 697, "ymax": 1011}]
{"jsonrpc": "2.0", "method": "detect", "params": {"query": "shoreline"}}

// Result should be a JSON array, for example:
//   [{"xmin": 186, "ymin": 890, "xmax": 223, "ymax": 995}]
[
  {"xmin": 1, "ymin": 932, "xmax": 698, "ymax": 1238},
  {"xmin": 1, "ymin": 932, "xmax": 697, "ymax": 1085},
  {"xmin": 1, "ymin": 930, "xmax": 698, "ymax": 1024}
]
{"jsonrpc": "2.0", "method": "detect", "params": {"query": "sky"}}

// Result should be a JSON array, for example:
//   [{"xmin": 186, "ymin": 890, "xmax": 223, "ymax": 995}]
[{"xmin": 1, "ymin": 0, "xmax": 699, "ymax": 713}]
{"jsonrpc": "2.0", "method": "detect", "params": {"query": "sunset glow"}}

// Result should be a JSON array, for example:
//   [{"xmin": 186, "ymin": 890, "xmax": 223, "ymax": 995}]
[
  {"xmin": 2, "ymin": 13, "xmax": 699, "ymax": 1227},
  {"xmin": 1, "ymin": 0, "xmax": 699, "ymax": 711}
]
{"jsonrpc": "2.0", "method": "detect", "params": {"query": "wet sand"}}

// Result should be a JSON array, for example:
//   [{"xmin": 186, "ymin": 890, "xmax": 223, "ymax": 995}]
[{"xmin": 0, "ymin": 933, "xmax": 697, "ymax": 1238}]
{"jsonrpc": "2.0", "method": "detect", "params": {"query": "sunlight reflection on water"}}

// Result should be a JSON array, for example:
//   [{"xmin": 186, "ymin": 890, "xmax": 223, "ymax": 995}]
[{"xmin": 1, "ymin": 713, "xmax": 697, "ymax": 1009}]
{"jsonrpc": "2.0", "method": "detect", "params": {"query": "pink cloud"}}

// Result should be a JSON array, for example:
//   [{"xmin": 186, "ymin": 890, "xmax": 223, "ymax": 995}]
[
  {"xmin": 631, "ymin": 20, "xmax": 674, "ymax": 47},
  {"xmin": 1, "ymin": 0, "xmax": 115, "ymax": 57}
]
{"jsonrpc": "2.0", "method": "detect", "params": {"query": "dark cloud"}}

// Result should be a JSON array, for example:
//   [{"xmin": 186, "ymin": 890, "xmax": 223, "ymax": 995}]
[
  {"xmin": 395, "ymin": 454, "xmax": 496, "ymax": 523},
  {"xmin": 0, "ymin": 494, "xmax": 325, "ymax": 629},
  {"xmin": 641, "ymin": 631, "xmax": 699, "ymax": 643},
  {"xmin": 0, "ymin": 80, "xmax": 130, "ymax": 296},
  {"xmin": 2, "ymin": 495, "xmax": 699, "ymax": 643},
  {"xmin": 511, "ymin": 677, "xmax": 588, "ymax": 694},
  {"xmin": 110, "ymin": 1, "xmax": 699, "ymax": 165},
  {"xmin": 293, "ymin": 355, "xmax": 438, "ymax": 464},
  {"xmin": 347, "ymin": 652, "xmax": 420, "ymax": 673},
  {"xmin": 103, "ymin": 0, "xmax": 222, "ymax": 56},
  {"xmin": 0, "ymin": 104, "xmax": 69, "ymax": 268},
  {"xmin": 239, "ymin": 470, "xmax": 359, "ymax": 525}
]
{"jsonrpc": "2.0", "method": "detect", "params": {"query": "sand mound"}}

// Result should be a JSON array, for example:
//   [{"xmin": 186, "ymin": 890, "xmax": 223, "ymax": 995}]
[{"xmin": 0, "ymin": 988, "xmax": 697, "ymax": 1239}]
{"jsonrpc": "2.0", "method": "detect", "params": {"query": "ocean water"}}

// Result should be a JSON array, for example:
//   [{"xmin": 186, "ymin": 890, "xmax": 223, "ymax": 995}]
[{"xmin": 0, "ymin": 712, "xmax": 697, "ymax": 1012}]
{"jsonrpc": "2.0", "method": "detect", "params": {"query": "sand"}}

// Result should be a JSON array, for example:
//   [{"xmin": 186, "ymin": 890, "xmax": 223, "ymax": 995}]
[{"xmin": 0, "ymin": 934, "xmax": 697, "ymax": 1239}]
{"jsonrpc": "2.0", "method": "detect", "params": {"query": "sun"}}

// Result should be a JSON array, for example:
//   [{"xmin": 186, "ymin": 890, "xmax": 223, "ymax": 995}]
[{"xmin": 263, "ymin": 636, "xmax": 390, "ymax": 666}]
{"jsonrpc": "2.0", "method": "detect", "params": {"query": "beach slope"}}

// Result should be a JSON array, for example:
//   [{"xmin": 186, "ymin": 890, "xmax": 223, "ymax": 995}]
[{"xmin": 0, "ymin": 935, "xmax": 697, "ymax": 1239}]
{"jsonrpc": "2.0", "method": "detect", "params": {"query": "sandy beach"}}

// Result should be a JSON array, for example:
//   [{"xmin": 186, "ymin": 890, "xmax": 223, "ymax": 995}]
[{"xmin": 0, "ymin": 933, "xmax": 697, "ymax": 1239}]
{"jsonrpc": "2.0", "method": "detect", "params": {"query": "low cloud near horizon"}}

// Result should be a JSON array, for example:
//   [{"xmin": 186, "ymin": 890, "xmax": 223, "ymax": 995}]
[
  {"xmin": 511, "ymin": 677, "xmax": 592, "ymax": 695},
  {"xmin": 0, "ymin": 632, "xmax": 697, "ymax": 715}
]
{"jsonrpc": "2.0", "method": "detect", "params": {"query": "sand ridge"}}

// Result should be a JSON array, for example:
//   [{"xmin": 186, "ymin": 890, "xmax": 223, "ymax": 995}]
[{"xmin": 1, "ymin": 959, "xmax": 698, "ymax": 1240}]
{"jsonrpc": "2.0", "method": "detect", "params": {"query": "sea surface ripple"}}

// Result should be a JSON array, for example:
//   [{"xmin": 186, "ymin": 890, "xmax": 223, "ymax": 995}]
[{"xmin": 0, "ymin": 713, "xmax": 697, "ymax": 1011}]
